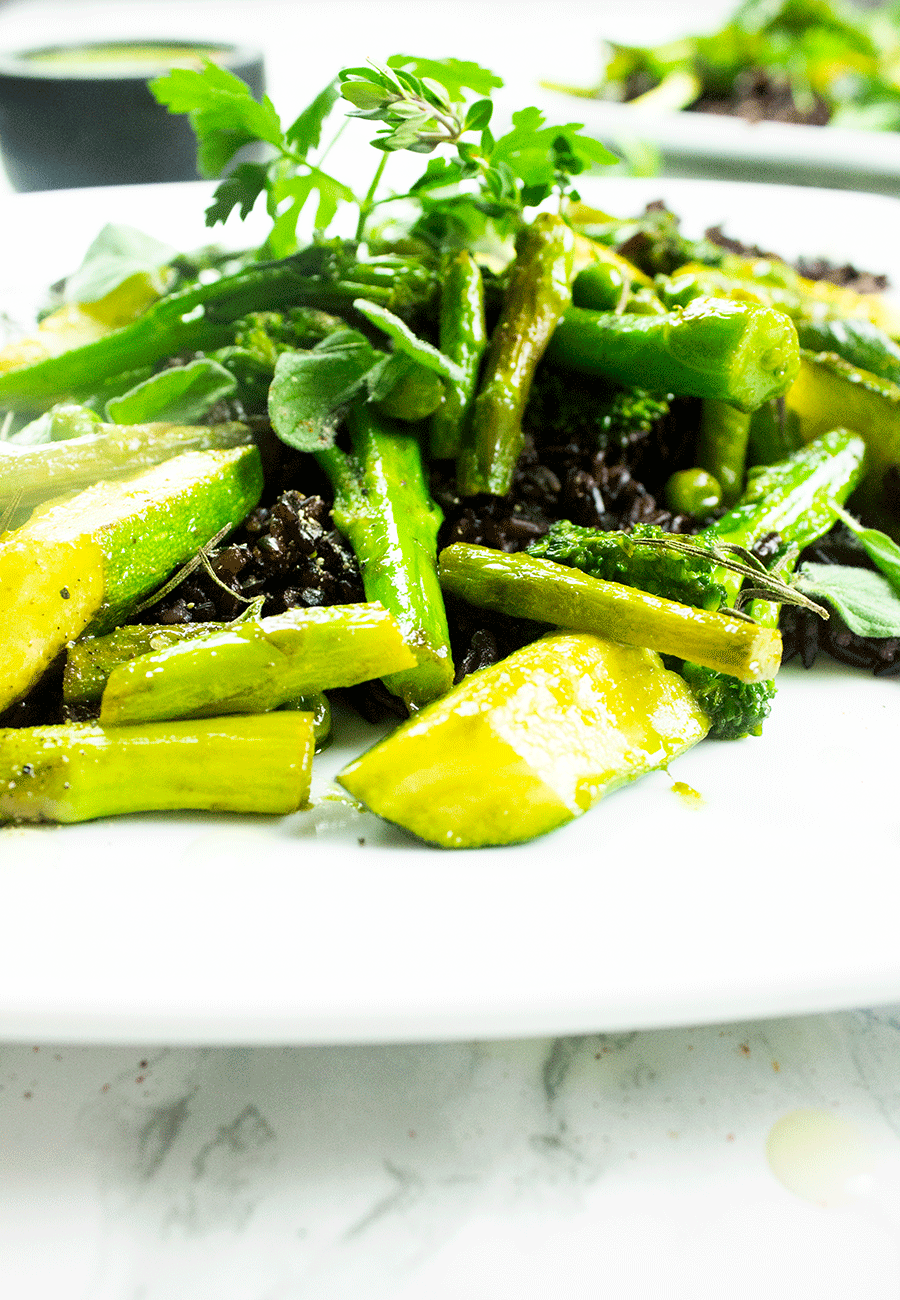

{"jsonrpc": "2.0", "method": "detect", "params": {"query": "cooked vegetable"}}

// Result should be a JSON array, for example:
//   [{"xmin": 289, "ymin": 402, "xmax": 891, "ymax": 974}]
[
  {"xmin": 544, "ymin": 298, "xmax": 800, "ymax": 412},
  {"xmin": 338, "ymin": 632, "xmax": 709, "ymax": 848},
  {"xmin": 317, "ymin": 402, "xmax": 454, "ymax": 710},
  {"xmin": 457, "ymin": 212, "xmax": 576, "ymax": 495},
  {"xmin": 0, "ymin": 444, "xmax": 262, "ymax": 714},
  {"xmin": 439, "ymin": 542, "xmax": 782, "ymax": 683},
  {"xmin": 0, "ymin": 419, "xmax": 252, "ymax": 513},
  {"xmin": 698, "ymin": 400, "xmax": 751, "ymax": 506},
  {"xmin": 528, "ymin": 429, "xmax": 867, "ymax": 737},
  {"xmin": 0, "ymin": 48, "xmax": 895, "ymax": 842},
  {"xmin": 0, "ymin": 252, "xmax": 435, "ymax": 413},
  {"xmin": 98, "ymin": 603, "xmax": 416, "ymax": 725},
  {"xmin": 429, "ymin": 250, "xmax": 487, "ymax": 458},
  {"xmin": 784, "ymin": 351, "xmax": 900, "ymax": 528},
  {"xmin": 0, "ymin": 714, "xmax": 314, "ymax": 823}
]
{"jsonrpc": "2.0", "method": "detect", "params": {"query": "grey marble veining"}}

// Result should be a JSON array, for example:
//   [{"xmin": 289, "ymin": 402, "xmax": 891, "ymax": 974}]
[{"xmin": 3, "ymin": 1011, "xmax": 900, "ymax": 1297}]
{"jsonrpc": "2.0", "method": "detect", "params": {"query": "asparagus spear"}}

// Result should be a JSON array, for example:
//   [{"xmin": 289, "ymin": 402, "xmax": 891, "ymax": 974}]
[
  {"xmin": 438, "ymin": 543, "xmax": 782, "ymax": 683},
  {"xmin": 698, "ymin": 400, "xmax": 751, "ymax": 507},
  {"xmin": 457, "ymin": 212, "xmax": 576, "ymax": 496},
  {"xmin": 0, "ymin": 254, "xmax": 435, "ymax": 412},
  {"xmin": 0, "ymin": 714, "xmax": 314, "ymax": 823},
  {"xmin": 316, "ymin": 402, "xmax": 454, "ymax": 710},
  {"xmin": 98, "ymin": 602, "xmax": 416, "ymax": 725},
  {"xmin": 544, "ymin": 297, "xmax": 800, "ymax": 411},
  {"xmin": 429, "ymin": 250, "xmax": 487, "ymax": 459}
]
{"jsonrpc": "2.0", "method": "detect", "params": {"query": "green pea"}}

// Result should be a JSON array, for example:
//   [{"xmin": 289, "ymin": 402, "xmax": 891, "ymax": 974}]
[{"xmin": 665, "ymin": 467, "xmax": 723, "ymax": 518}]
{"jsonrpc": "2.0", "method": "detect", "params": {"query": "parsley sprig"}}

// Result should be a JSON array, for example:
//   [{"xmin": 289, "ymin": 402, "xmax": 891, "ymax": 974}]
[{"xmin": 150, "ymin": 54, "xmax": 618, "ymax": 256}]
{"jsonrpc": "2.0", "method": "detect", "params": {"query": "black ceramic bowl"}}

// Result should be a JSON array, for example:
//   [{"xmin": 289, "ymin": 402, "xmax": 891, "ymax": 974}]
[{"xmin": 0, "ymin": 40, "xmax": 265, "ymax": 191}]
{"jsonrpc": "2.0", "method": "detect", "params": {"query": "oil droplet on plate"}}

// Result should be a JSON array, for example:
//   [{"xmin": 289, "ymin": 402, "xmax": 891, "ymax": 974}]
[
  {"xmin": 766, "ymin": 1109, "xmax": 875, "ymax": 1207},
  {"xmin": 671, "ymin": 780, "xmax": 704, "ymax": 807}
]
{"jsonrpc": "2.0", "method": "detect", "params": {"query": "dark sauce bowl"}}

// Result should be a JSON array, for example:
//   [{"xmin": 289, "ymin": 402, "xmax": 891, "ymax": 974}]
[{"xmin": 0, "ymin": 40, "xmax": 265, "ymax": 191}]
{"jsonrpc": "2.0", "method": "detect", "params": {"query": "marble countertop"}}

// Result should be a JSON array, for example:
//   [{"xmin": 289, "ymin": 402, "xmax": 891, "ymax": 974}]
[{"xmin": 5, "ymin": 1010, "xmax": 900, "ymax": 1297}]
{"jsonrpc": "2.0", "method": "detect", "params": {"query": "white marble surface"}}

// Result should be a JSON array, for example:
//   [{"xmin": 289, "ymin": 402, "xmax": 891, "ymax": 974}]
[{"xmin": 4, "ymin": 1011, "xmax": 900, "ymax": 1297}]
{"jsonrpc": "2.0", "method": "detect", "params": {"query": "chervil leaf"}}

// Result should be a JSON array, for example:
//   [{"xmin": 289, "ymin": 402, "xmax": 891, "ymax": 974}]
[
  {"xmin": 285, "ymin": 80, "xmax": 340, "ymax": 154},
  {"xmin": 268, "ymin": 330, "xmax": 380, "ymax": 452},
  {"xmin": 205, "ymin": 162, "xmax": 270, "ymax": 225},
  {"xmin": 490, "ymin": 109, "xmax": 617, "ymax": 199},
  {"xmin": 796, "ymin": 562, "xmax": 900, "ymax": 637},
  {"xmin": 408, "ymin": 156, "xmax": 469, "ymax": 194},
  {"xmin": 151, "ymin": 63, "xmax": 283, "ymax": 176},
  {"xmin": 386, "ymin": 55, "xmax": 504, "ymax": 101}
]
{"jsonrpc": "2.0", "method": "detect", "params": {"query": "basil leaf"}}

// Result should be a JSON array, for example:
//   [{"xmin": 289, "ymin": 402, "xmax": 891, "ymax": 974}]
[
  {"xmin": 105, "ymin": 359, "xmax": 237, "ymax": 425},
  {"xmin": 352, "ymin": 298, "xmax": 466, "ymax": 384},
  {"xmin": 65, "ymin": 224, "xmax": 176, "ymax": 304},
  {"xmin": 833, "ymin": 504, "xmax": 900, "ymax": 596},
  {"xmin": 269, "ymin": 330, "xmax": 380, "ymax": 452},
  {"xmin": 796, "ymin": 562, "xmax": 900, "ymax": 638}
]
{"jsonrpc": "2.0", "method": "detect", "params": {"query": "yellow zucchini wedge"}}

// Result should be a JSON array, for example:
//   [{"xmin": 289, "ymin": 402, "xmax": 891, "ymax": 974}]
[{"xmin": 338, "ymin": 631, "xmax": 710, "ymax": 849}]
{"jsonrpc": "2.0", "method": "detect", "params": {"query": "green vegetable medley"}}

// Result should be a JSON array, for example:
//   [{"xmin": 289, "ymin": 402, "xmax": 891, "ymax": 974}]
[{"xmin": 0, "ymin": 53, "xmax": 898, "ymax": 847}]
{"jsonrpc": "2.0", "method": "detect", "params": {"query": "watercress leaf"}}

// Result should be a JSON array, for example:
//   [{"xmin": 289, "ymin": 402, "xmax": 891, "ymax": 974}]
[
  {"xmin": 364, "ymin": 351, "xmax": 410, "ymax": 402},
  {"xmin": 352, "ymin": 298, "xmax": 466, "ymax": 383},
  {"xmin": 833, "ymin": 503, "xmax": 900, "ymax": 595},
  {"xmin": 205, "ymin": 162, "xmax": 270, "ymax": 226},
  {"xmin": 268, "ymin": 330, "xmax": 381, "ymax": 452},
  {"xmin": 285, "ymin": 80, "xmax": 340, "ymax": 154},
  {"xmin": 104, "ymin": 358, "xmax": 237, "ymax": 425},
  {"xmin": 795, "ymin": 562, "xmax": 900, "ymax": 637},
  {"xmin": 64, "ymin": 224, "xmax": 177, "ymax": 304},
  {"xmin": 386, "ymin": 55, "xmax": 504, "ymax": 102}
]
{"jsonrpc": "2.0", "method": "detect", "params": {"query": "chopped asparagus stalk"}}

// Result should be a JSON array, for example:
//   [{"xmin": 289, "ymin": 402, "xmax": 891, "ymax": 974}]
[
  {"xmin": 63, "ymin": 622, "xmax": 224, "ymax": 708},
  {"xmin": 0, "ymin": 714, "xmax": 314, "ymax": 823},
  {"xmin": 0, "ymin": 445, "xmax": 263, "ymax": 715},
  {"xmin": 98, "ymin": 602, "xmax": 416, "ymax": 725},
  {"xmin": 458, "ymin": 213, "xmax": 575, "ymax": 496},
  {"xmin": 438, "ymin": 543, "xmax": 782, "ymax": 683},
  {"xmin": 317, "ymin": 401, "xmax": 454, "ymax": 711},
  {"xmin": 544, "ymin": 297, "xmax": 800, "ymax": 411},
  {"xmin": 338, "ymin": 632, "xmax": 709, "ymax": 849}
]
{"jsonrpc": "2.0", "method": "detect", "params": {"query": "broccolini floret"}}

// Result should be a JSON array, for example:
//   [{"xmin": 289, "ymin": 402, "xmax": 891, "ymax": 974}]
[
  {"xmin": 678, "ymin": 662, "xmax": 777, "ymax": 740},
  {"xmin": 526, "ymin": 430, "xmax": 867, "ymax": 740},
  {"xmin": 528, "ymin": 520, "xmax": 726, "ymax": 610},
  {"xmin": 524, "ymin": 366, "xmax": 670, "ymax": 450}
]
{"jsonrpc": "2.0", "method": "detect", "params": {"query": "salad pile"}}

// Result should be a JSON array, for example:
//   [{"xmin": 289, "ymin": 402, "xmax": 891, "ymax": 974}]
[
  {"xmin": 0, "ymin": 55, "xmax": 899, "ymax": 848},
  {"xmin": 548, "ymin": 0, "xmax": 900, "ymax": 131}
]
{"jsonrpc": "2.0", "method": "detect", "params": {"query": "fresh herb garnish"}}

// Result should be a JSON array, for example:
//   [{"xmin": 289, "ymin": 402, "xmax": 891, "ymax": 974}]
[
  {"xmin": 150, "ymin": 54, "xmax": 618, "ymax": 256},
  {"xmin": 795, "ymin": 562, "xmax": 900, "ymax": 637}
]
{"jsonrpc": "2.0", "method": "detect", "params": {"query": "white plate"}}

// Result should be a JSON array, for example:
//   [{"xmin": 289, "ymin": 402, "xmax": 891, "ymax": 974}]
[
  {"xmin": 532, "ymin": 85, "xmax": 900, "ymax": 195},
  {"xmin": 1, "ymin": 178, "xmax": 898, "ymax": 1046}
]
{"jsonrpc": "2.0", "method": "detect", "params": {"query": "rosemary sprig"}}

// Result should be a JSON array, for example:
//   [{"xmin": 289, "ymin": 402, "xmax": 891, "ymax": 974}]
[{"xmin": 627, "ymin": 534, "xmax": 829, "ymax": 619}]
